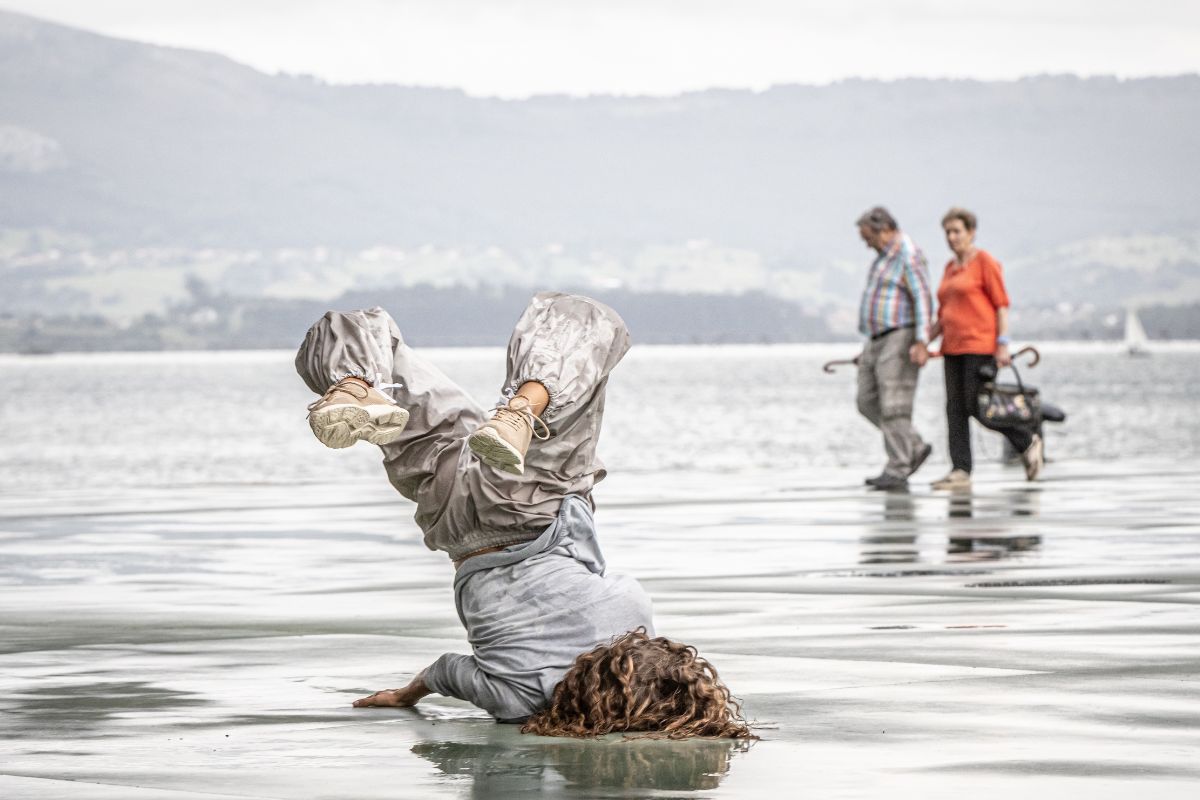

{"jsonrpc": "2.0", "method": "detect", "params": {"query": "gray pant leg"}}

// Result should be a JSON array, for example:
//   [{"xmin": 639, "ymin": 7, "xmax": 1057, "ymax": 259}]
[
  {"xmin": 874, "ymin": 328, "xmax": 924, "ymax": 476},
  {"xmin": 295, "ymin": 297, "xmax": 631, "ymax": 560},
  {"xmin": 441, "ymin": 292, "xmax": 630, "ymax": 558},
  {"xmin": 856, "ymin": 343, "xmax": 883, "ymax": 428},
  {"xmin": 296, "ymin": 306, "xmax": 409, "ymax": 394},
  {"xmin": 295, "ymin": 307, "xmax": 489, "ymax": 554},
  {"xmin": 501, "ymin": 291, "xmax": 632, "ymax": 483}
]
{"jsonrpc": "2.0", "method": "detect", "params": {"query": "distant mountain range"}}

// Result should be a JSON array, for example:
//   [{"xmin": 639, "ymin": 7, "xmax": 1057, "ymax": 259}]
[{"xmin": 2, "ymin": 8, "xmax": 1199, "ymax": 345}]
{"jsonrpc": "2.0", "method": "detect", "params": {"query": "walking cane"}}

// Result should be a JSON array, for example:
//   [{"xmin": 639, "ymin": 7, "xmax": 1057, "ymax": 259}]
[
  {"xmin": 821, "ymin": 357, "xmax": 859, "ymax": 374},
  {"xmin": 823, "ymin": 346, "xmax": 1039, "ymax": 374},
  {"xmin": 923, "ymin": 346, "xmax": 1038, "ymax": 366},
  {"xmin": 1012, "ymin": 345, "xmax": 1040, "ymax": 367}
]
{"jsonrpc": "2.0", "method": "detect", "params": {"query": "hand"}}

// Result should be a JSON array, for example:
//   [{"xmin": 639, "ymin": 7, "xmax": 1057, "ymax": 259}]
[
  {"xmin": 353, "ymin": 677, "xmax": 430, "ymax": 708},
  {"xmin": 995, "ymin": 344, "xmax": 1012, "ymax": 367},
  {"xmin": 909, "ymin": 342, "xmax": 929, "ymax": 367}
]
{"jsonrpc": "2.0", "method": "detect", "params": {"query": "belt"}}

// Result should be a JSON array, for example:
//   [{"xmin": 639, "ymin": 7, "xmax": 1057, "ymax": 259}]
[
  {"xmin": 870, "ymin": 325, "xmax": 913, "ymax": 341},
  {"xmin": 452, "ymin": 542, "xmax": 521, "ymax": 569}
]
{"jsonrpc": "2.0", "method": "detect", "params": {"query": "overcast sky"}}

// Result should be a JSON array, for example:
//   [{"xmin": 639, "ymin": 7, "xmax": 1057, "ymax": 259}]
[{"xmin": 5, "ymin": 0, "xmax": 1199, "ymax": 97}]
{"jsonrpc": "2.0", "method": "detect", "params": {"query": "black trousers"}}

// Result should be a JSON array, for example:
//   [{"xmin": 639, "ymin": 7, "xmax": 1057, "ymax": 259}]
[{"xmin": 943, "ymin": 354, "xmax": 1034, "ymax": 473}]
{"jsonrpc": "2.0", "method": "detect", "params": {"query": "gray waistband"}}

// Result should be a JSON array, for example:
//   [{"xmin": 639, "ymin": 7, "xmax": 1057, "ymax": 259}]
[{"xmin": 453, "ymin": 496, "xmax": 604, "ymax": 590}]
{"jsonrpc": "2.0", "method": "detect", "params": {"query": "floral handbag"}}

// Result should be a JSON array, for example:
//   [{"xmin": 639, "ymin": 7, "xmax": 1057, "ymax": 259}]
[{"xmin": 977, "ymin": 362, "xmax": 1041, "ymax": 431}]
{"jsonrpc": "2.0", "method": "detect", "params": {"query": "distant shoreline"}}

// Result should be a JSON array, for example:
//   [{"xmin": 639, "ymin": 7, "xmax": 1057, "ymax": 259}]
[{"xmin": 5, "ymin": 340, "xmax": 1200, "ymax": 361}]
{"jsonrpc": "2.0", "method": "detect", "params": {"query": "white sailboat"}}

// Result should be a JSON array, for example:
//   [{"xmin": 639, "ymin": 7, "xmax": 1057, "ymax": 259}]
[{"xmin": 1124, "ymin": 308, "xmax": 1151, "ymax": 357}]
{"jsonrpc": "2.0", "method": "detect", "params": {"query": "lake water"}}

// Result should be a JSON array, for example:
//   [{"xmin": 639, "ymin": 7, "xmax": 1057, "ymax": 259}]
[
  {"xmin": 2, "ymin": 342, "xmax": 1197, "ymax": 493},
  {"xmin": 3, "ymin": 342, "xmax": 1200, "ymax": 798}
]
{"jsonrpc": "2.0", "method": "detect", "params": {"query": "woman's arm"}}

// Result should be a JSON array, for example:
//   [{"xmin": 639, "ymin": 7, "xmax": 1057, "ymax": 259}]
[
  {"xmin": 978, "ymin": 252, "xmax": 1013, "ymax": 366},
  {"xmin": 995, "ymin": 306, "xmax": 1012, "ymax": 366},
  {"xmin": 382, "ymin": 653, "xmax": 542, "ymax": 721}
]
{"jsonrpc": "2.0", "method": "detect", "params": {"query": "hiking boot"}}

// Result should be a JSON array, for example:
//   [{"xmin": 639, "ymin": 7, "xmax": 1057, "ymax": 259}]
[
  {"xmin": 870, "ymin": 473, "xmax": 909, "ymax": 491},
  {"xmin": 931, "ymin": 469, "xmax": 972, "ymax": 490},
  {"xmin": 1022, "ymin": 434, "xmax": 1044, "ymax": 481},
  {"xmin": 468, "ymin": 395, "xmax": 550, "ymax": 475},
  {"xmin": 908, "ymin": 442, "xmax": 933, "ymax": 477},
  {"xmin": 306, "ymin": 377, "xmax": 409, "ymax": 449}
]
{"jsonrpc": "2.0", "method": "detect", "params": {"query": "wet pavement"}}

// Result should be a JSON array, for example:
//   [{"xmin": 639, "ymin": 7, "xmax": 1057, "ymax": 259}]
[{"xmin": 2, "ymin": 459, "xmax": 1199, "ymax": 798}]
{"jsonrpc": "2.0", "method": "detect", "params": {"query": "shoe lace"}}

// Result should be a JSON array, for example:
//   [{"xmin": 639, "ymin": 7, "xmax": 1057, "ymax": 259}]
[
  {"xmin": 306, "ymin": 375, "xmax": 404, "ymax": 414},
  {"xmin": 306, "ymin": 380, "xmax": 365, "ymax": 414},
  {"xmin": 491, "ymin": 404, "xmax": 550, "ymax": 441},
  {"xmin": 372, "ymin": 372, "xmax": 404, "ymax": 396}
]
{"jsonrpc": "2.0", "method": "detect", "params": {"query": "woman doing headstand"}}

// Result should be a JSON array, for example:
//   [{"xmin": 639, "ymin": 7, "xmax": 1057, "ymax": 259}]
[{"xmin": 295, "ymin": 292, "xmax": 750, "ymax": 738}]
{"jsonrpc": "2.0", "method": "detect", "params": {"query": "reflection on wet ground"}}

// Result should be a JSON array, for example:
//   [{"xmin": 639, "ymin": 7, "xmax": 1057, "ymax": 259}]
[
  {"xmin": 860, "ymin": 488, "xmax": 1044, "ymax": 564},
  {"xmin": 412, "ymin": 733, "xmax": 750, "ymax": 797},
  {"xmin": 2, "ymin": 459, "xmax": 1200, "ymax": 798},
  {"xmin": 2, "ymin": 682, "xmax": 208, "ymax": 740}
]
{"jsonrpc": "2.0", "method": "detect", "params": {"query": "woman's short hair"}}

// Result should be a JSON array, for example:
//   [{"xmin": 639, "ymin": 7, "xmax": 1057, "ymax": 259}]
[
  {"xmin": 942, "ymin": 207, "xmax": 978, "ymax": 232},
  {"xmin": 521, "ymin": 629, "xmax": 754, "ymax": 739},
  {"xmin": 856, "ymin": 206, "xmax": 898, "ymax": 233}
]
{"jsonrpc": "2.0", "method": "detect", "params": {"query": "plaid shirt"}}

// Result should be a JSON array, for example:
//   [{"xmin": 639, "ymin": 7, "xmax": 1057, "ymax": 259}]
[{"xmin": 858, "ymin": 232, "xmax": 933, "ymax": 343}]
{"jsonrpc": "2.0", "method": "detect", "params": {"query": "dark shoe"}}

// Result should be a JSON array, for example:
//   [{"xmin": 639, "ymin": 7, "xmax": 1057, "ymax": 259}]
[
  {"xmin": 864, "ymin": 473, "xmax": 888, "ymax": 486},
  {"xmin": 908, "ymin": 443, "xmax": 933, "ymax": 477},
  {"xmin": 871, "ymin": 473, "xmax": 909, "ymax": 491}
]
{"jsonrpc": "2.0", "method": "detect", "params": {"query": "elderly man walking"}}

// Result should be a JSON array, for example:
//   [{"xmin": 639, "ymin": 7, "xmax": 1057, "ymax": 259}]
[{"xmin": 855, "ymin": 206, "xmax": 934, "ymax": 490}]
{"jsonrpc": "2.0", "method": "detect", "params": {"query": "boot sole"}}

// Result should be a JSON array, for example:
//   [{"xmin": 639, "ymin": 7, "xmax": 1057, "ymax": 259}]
[
  {"xmin": 309, "ymin": 404, "xmax": 409, "ymax": 449},
  {"xmin": 468, "ymin": 427, "xmax": 525, "ymax": 474}
]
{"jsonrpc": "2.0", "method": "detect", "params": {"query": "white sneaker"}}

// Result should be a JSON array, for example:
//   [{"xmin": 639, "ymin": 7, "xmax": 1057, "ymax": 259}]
[
  {"xmin": 931, "ymin": 469, "xmax": 972, "ymax": 490},
  {"xmin": 306, "ymin": 377, "xmax": 409, "ymax": 449},
  {"xmin": 1022, "ymin": 434, "xmax": 1045, "ymax": 481}
]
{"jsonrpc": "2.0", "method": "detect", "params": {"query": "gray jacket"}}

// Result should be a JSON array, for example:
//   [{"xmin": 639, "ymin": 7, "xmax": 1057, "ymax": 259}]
[{"xmin": 422, "ymin": 496, "xmax": 654, "ymax": 721}]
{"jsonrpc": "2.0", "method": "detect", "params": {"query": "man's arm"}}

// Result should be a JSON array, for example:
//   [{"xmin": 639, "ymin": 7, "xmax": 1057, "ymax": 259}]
[
  {"xmin": 902, "ymin": 248, "xmax": 934, "ymax": 365},
  {"xmin": 902, "ymin": 250, "xmax": 934, "ymax": 344}
]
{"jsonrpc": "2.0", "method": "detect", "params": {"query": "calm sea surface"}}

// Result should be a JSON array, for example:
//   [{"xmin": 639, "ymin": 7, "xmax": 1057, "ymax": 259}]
[{"xmin": 2, "ymin": 342, "xmax": 1197, "ymax": 493}]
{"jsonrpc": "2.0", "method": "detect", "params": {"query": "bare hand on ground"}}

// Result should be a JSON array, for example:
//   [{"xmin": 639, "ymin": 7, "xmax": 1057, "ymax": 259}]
[{"xmin": 353, "ymin": 677, "xmax": 430, "ymax": 708}]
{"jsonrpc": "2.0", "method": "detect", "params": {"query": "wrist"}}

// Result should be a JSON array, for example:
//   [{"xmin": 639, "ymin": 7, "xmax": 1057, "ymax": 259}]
[{"xmin": 995, "ymin": 335, "xmax": 1011, "ymax": 347}]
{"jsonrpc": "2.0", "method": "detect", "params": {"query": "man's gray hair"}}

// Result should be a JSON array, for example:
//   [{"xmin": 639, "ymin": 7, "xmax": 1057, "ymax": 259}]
[{"xmin": 856, "ymin": 206, "xmax": 898, "ymax": 233}]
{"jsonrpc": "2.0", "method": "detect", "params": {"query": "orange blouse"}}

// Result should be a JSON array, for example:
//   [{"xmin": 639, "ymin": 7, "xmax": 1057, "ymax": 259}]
[{"xmin": 936, "ymin": 249, "xmax": 1009, "ymax": 356}]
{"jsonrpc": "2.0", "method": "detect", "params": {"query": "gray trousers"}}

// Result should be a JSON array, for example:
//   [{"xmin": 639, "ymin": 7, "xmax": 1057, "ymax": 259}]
[
  {"xmin": 294, "ymin": 292, "xmax": 631, "ymax": 560},
  {"xmin": 856, "ymin": 327, "xmax": 926, "ymax": 478}
]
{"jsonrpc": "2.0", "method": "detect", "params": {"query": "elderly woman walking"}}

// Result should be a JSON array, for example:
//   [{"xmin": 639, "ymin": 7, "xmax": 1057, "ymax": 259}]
[{"xmin": 928, "ymin": 208, "xmax": 1044, "ymax": 490}]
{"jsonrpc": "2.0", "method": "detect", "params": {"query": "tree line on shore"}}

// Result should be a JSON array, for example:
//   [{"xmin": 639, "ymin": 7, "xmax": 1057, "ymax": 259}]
[{"xmin": 2, "ymin": 283, "xmax": 1196, "ymax": 353}]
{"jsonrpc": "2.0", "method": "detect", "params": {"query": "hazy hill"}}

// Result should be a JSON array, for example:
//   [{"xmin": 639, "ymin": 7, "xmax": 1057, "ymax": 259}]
[
  {"xmin": 3, "ymin": 8, "xmax": 1198, "ymax": 266},
  {"xmin": 2, "ymin": 8, "xmax": 1200, "ymax": 349}
]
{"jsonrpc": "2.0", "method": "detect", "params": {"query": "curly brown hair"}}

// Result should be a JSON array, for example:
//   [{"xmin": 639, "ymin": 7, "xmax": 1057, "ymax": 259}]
[{"xmin": 521, "ymin": 629, "xmax": 754, "ymax": 739}]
